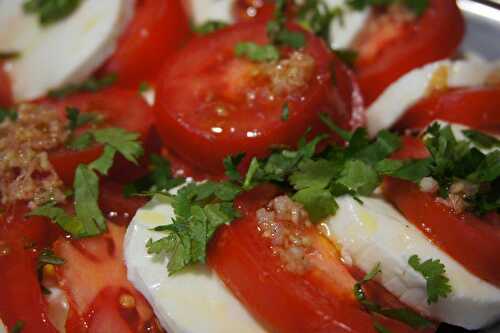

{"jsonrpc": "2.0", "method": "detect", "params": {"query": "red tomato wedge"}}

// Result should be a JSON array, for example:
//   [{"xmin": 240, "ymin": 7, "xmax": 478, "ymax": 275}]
[
  {"xmin": 209, "ymin": 185, "xmax": 429, "ymax": 333},
  {"xmin": 355, "ymin": 0, "xmax": 464, "ymax": 105},
  {"xmin": 54, "ymin": 222, "xmax": 161, "ymax": 333},
  {"xmin": 383, "ymin": 177, "xmax": 500, "ymax": 288},
  {"xmin": 100, "ymin": 0, "xmax": 190, "ymax": 87},
  {"xmin": 234, "ymin": 0, "xmax": 279, "ymax": 22},
  {"xmin": 155, "ymin": 21, "xmax": 362, "ymax": 174},
  {"xmin": 395, "ymin": 87, "xmax": 500, "ymax": 132},
  {"xmin": 0, "ymin": 63, "xmax": 13, "ymax": 106},
  {"xmin": 0, "ymin": 205, "xmax": 62, "ymax": 333},
  {"xmin": 43, "ymin": 89, "xmax": 154, "ymax": 185}
]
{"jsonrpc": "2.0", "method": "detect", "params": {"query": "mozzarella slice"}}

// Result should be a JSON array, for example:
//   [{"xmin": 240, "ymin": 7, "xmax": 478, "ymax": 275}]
[
  {"xmin": 325, "ymin": 0, "xmax": 370, "ymax": 49},
  {"xmin": 0, "ymin": 0, "xmax": 135, "ymax": 102},
  {"xmin": 324, "ymin": 195, "xmax": 500, "ymax": 330},
  {"xmin": 366, "ymin": 58, "xmax": 500, "ymax": 137},
  {"xmin": 186, "ymin": 0, "xmax": 234, "ymax": 26},
  {"xmin": 124, "ymin": 195, "xmax": 266, "ymax": 333}
]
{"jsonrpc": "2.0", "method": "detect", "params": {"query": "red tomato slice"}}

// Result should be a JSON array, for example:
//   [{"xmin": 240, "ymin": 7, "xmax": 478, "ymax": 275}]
[
  {"xmin": 155, "ymin": 21, "xmax": 361, "ymax": 174},
  {"xmin": 209, "ymin": 185, "xmax": 428, "ymax": 333},
  {"xmin": 0, "ymin": 63, "xmax": 13, "ymax": 106},
  {"xmin": 233, "ymin": 0, "xmax": 280, "ymax": 22},
  {"xmin": 0, "ymin": 205, "xmax": 62, "ymax": 333},
  {"xmin": 100, "ymin": 0, "xmax": 191, "ymax": 87},
  {"xmin": 43, "ymin": 89, "xmax": 154, "ymax": 185},
  {"xmin": 355, "ymin": 0, "xmax": 464, "ymax": 105},
  {"xmin": 395, "ymin": 87, "xmax": 500, "ymax": 132},
  {"xmin": 383, "ymin": 177, "xmax": 500, "ymax": 288}
]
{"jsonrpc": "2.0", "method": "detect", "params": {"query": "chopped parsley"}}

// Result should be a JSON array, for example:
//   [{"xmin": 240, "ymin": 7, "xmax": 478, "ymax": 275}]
[
  {"xmin": 0, "ymin": 51, "xmax": 21, "ymax": 60},
  {"xmin": 234, "ymin": 42, "xmax": 280, "ymax": 62},
  {"xmin": 223, "ymin": 152, "xmax": 246, "ymax": 182},
  {"xmin": 296, "ymin": 0, "xmax": 343, "ymax": 41},
  {"xmin": 48, "ymin": 73, "xmax": 117, "ymax": 99},
  {"xmin": 462, "ymin": 129, "xmax": 500, "ymax": 150},
  {"xmin": 0, "ymin": 107, "xmax": 18, "ymax": 123},
  {"xmin": 281, "ymin": 103, "xmax": 290, "ymax": 121},
  {"xmin": 65, "ymin": 107, "xmax": 102, "ymax": 132},
  {"xmin": 23, "ymin": 0, "xmax": 82, "ymax": 26},
  {"xmin": 408, "ymin": 255, "xmax": 452, "ymax": 304},
  {"xmin": 333, "ymin": 48, "xmax": 358, "ymax": 67},
  {"xmin": 30, "ymin": 128, "xmax": 144, "ymax": 238},
  {"xmin": 354, "ymin": 263, "xmax": 432, "ymax": 329},
  {"xmin": 146, "ymin": 181, "xmax": 241, "ymax": 274},
  {"xmin": 267, "ymin": 0, "xmax": 306, "ymax": 49},
  {"xmin": 347, "ymin": 0, "xmax": 429, "ymax": 16},
  {"xmin": 124, "ymin": 154, "xmax": 185, "ymax": 197},
  {"xmin": 193, "ymin": 20, "xmax": 228, "ymax": 35}
]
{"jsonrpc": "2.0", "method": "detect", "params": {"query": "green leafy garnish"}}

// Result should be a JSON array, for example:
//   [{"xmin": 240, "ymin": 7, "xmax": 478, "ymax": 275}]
[
  {"xmin": 281, "ymin": 103, "xmax": 290, "ymax": 121},
  {"xmin": 10, "ymin": 320, "xmax": 25, "ymax": 333},
  {"xmin": 124, "ymin": 154, "xmax": 185, "ymax": 197},
  {"xmin": 138, "ymin": 81, "xmax": 152, "ymax": 94},
  {"xmin": 146, "ymin": 181, "xmax": 241, "ymax": 274},
  {"xmin": 267, "ymin": 0, "xmax": 306, "ymax": 49},
  {"xmin": 296, "ymin": 0, "xmax": 343, "ymax": 42},
  {"xmin": 354, "ymin": 263, "xmax": 432, "ymax": 329},
  {"xmin": 223, "ymin": 153, "xmax": 245, "ymax": 183},
  {"xmin": 23, "ymin": 0, "xmax": 82, "ymax": 26},
  {"xmin": 408, "ymin": 255, "xmax": 452, "ymax": 304},
  {"xmin": 347, "ymin": 0, "xmax": 429, "ymax": 16},
  {"xmin": 235, "ymin": 42, "xmax": 280, "ymax": 62},
  {"xmin": 333, "ymin": 49, "xmax": 358, "ymax": 67},
  {"xmin": 374, "ymin": 323, "xmax": 391, "ymax": 333},
  {"xmin": 462, "ymin": 129, "xmax": 500, "ymax": 149},
  {"xmin": 48, "ymin": 73, "xmax": 117, "ymax": 99},
  {"xmin": 0, "ymin": 107, "xmax": 18, "ymax": 123},
  {"xmin": 193, "ymin": 20, "xmax": 228, "ymax": 35},
  {"xmin": 30, "ymin": 127, "xmax": 144, "ymax": 238},
  {"xmin": 37, "ymin": 249, "xmax": 65, "ymax": 293},
  {"xmin": 0, "ymin": 51, "xmax": 21, "ymax": 60},
  {"xmin": 65, "ymin": 107, "xmax": 102, "ymax": 132}
]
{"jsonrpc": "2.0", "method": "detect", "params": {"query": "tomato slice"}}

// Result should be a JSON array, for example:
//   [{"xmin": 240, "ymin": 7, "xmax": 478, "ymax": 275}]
[
  {"xmin": 355, "ymin": 0, "xmax": 464, "ymax": 105},
  {"xmin": 233, "ymin": 0, "xmax": 279, "ymax": 22},
  {"xmin": 0, "ymin": 205, "xmax": 62, "ymax": 333},
  {"xmin": 395, "ymin": 87, "xmax": 500, "ymax": 132},
  {"xmin": 383, "ymin": 177, "xmax": 500, "ymax": 288},
  {"xmin": 0, "ymin": 63, "xmax": 13, "ymax": 106},
  {"xmin": 100, "ymin": 0, "xmax": 191, "ymax": 87},
  {"xmin": 155, "ymin": 21, "xmax": 361, "ymax": 173},
  {"xmin": 43, "ymin": 89, "xmax": 154, "ymax": 185},
  {"xmin": 209, "ymin": 185, "xmax": 428, "ymax": 333}
]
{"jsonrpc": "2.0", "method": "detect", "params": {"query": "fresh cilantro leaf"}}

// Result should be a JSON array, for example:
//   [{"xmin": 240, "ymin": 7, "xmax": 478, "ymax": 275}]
[
  {"xmin": 408, "ymin": 255, "xmax": 452, "ymax": 304},
  {"xmin": 23, "ymin": 0, "xmax": 81, "ymax": 26},
  {"xmin": 193, "ymin": 20, "xmax": 228, "ymax": 35},
  {"xmin": 463, "ymin": 129, "xmax": 500, "ymax": 149},
  {"xmin": 66, "ymin": 107, "xmax": 101, "ymax": 132},
  {"xmin": 347, "ymin": 0, "xmax": 429, "ymax": 16},
  {"xmin": 353, "ymin": 130, "xmax": 401, "ymax": 164},
  {"xmin": 10, "ymin": 320, "xmax": 25, "ymax": 333},
  {"xmin": 0, "ymin": 107, "xmax": 18, "ymax": 123},
  {"xmin": 379, "ymin": 308, "xmax": 432, "ymax": 329},
  {"xmin": 468, "ymin": 151, "xmax": 500, "ymax": 183},
  {"xmin": 333, "ymin": 49, "xmax": 358, "ymax": 67},
  {"xmin": 48, "ymin": 73, "xmax": 117, "ymax": 99},
  {"xmin": 235, "ymin": 42, "xmax": 280, "ymax": 62},
  {"xmin": 124, "ymin": 154, "xmax": 185, "ymax": 196},
  {"xmin": 93, "ymin": 128, "xmax": 143, "ymax": 164},
  {"xmin": 296, "ymin": 0, "xmax": 341, "ymax": 41},
  {"xmin": 28, "ymin": 202, "xmax": 92, "ymax": 237},
  {"xmin": 319, "ymin": 112, "xmax": 351, "ymax": 141},
  {"xmin": 290, "ymin": 159, "xmax": 337, "ymax": 190},
  {"xmin": 223, "ymin": 152, "xmax": 245, "ymax": 182},
  {"xmin": 243, "ymin": 158, "xmax": 261, "ymax": 190},
  {"xmin": 293, "ymin": 187, "xmax": 338, "ymax": 222},
  {"xmin": 66, "ymin": 132, "xmax": 95, "ymax": 150},
  {"xmin": 374, "ymin": 323, "xmax": 391, "ymax": 333},
  {"xmin": 37, "ymin": 248, "xmax": 65, "ymax": 267},
  {"xmin": 88, "ymin": 145, "xmax": 117, "ymax": 175},
  {"xmin": 0, "ymin": 51, "xmax": 21, "ymax": 60},
  {"xmin": 281, "ymin": 103, "xmax": 290, "ymax": 121},
  {"xmin": 404, "ymin": 0, "xmax": 429, "ymax": 16},
  {"xmin": 376, "ymin": 158, "xmax": 431, "ymax": 182},
  {"xmin": 337, "ymin": 160, "xmax": 379, "ymax": 195},
  {"xmin": 74, "ymin": 165, "xmax": 107, "ymax": 232},
  {"xmin": 267, "ymin": 0, "xmax": 306, "ymax": 49}
]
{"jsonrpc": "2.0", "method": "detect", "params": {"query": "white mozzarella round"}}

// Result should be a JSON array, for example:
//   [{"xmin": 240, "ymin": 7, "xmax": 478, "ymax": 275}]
[
  {"xmin": 124, "ymin": 195, "xmax": 266, "ymax": 333},
  {"xmin": 366, "ymin": 58, "xmax": 499, "ymax": 137},
  {"xmin": 325, "ymin": 195, "xmax": 500, "ymax": 330},
  {"xmin": 186, "ymin": 0, "xmax": 234, "ymax": 26},
  {"xmin": 0, "ymin": 0, "xmax": 135, "ymax": 102},
  {"xmin": 325, "ymin": 0, "xmax": 370, "ymax": 49}
]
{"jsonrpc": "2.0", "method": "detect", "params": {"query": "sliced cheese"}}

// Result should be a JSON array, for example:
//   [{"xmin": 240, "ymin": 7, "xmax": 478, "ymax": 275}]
[
  {"xmin": 124, "ymin": 195, "xmax": 267, "ymax": 333},
  {"xmin": 325, "ymin": 0, "xmax": 370, "ymax": 49},
  {"xmin": 186, "ymin": 0, "xmax": 234, "ymax": 26},
  {"xmin": 0, "ymin": 0, "xmax": 135, "ymax": 102},
  {"xmin": 325, "ymin": 195, "xmax": 500, "ymax": 330}
]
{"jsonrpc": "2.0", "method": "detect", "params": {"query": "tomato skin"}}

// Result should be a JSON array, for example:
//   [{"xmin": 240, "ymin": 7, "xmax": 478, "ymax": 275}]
[
  {"xmin": 100, "ymin": 0, "xmax": 191, "ymax": 87},
  {"xmin": 155, "ymin": 21, "xmax": 360, "ymax": 174},
  {"xmin": 209, "ymin": 185, "xmax": 426, "ymax": 333},
  {"xmin": 0, "ymin": 205, "xmax": 61, "ymax": 333},
  {"xmin": 356, "ymin": 0, "xmax": 464, "ymax": 105},
  {"xmin": 0, "ymin": 63, "xmax": 13, "ymax": 106},
  {"xmin": 383, "ymin": 177, "xmax": 500, "ymax": 288},
  {"xmin": 44, "ymin": 89, "xmax": 155, "ymax": 185},
  {"xmin": 233, "ymin": 0, "xmax": 280, "ymax": 22},
  {"xmin": 395, "ymin": 87, "xmax": 500, "ymax": 132}
]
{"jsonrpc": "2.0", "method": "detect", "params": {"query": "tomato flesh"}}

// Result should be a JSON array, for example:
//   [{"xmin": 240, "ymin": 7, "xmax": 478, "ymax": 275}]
[
  {"xmin": 0, "ymin": 63, "xmax": 13, "ymax": 106},
  {"xmin": 383, "ymin": 177, "xmax": 500, "ymax": 288},
  {"xmin": 355, "ymin": 0, "xmax": 464, "ymax": 105},
  {"xmin": 100, "ymin": 0, "xmax": 191, "ymax": 87},
  {"xmin": 209, "ymin": 185, "xmax": 428, "ymax": 333},
  {"xmin": 43, "ymin": 89, "xmax": 154, "ymax": 185},
  {"xmin": 155, "ymin": 21, "xmax": 361, "ymax": 173},
  {"xmin": 395, "ymin": 87, "xmax": 500, "ymax": 132}
]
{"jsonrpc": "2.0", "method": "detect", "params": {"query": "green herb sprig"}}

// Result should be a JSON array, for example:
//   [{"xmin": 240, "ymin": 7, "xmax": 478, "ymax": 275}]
[{"xmin": 23, "ymin": 0, "xmax": 82, "ymax": 26}]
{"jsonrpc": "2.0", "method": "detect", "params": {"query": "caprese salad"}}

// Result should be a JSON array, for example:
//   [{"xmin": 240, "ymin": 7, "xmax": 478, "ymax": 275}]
[{"xmin": 0, "ymin": 1, "xmax": 498, "ymax": 333}]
